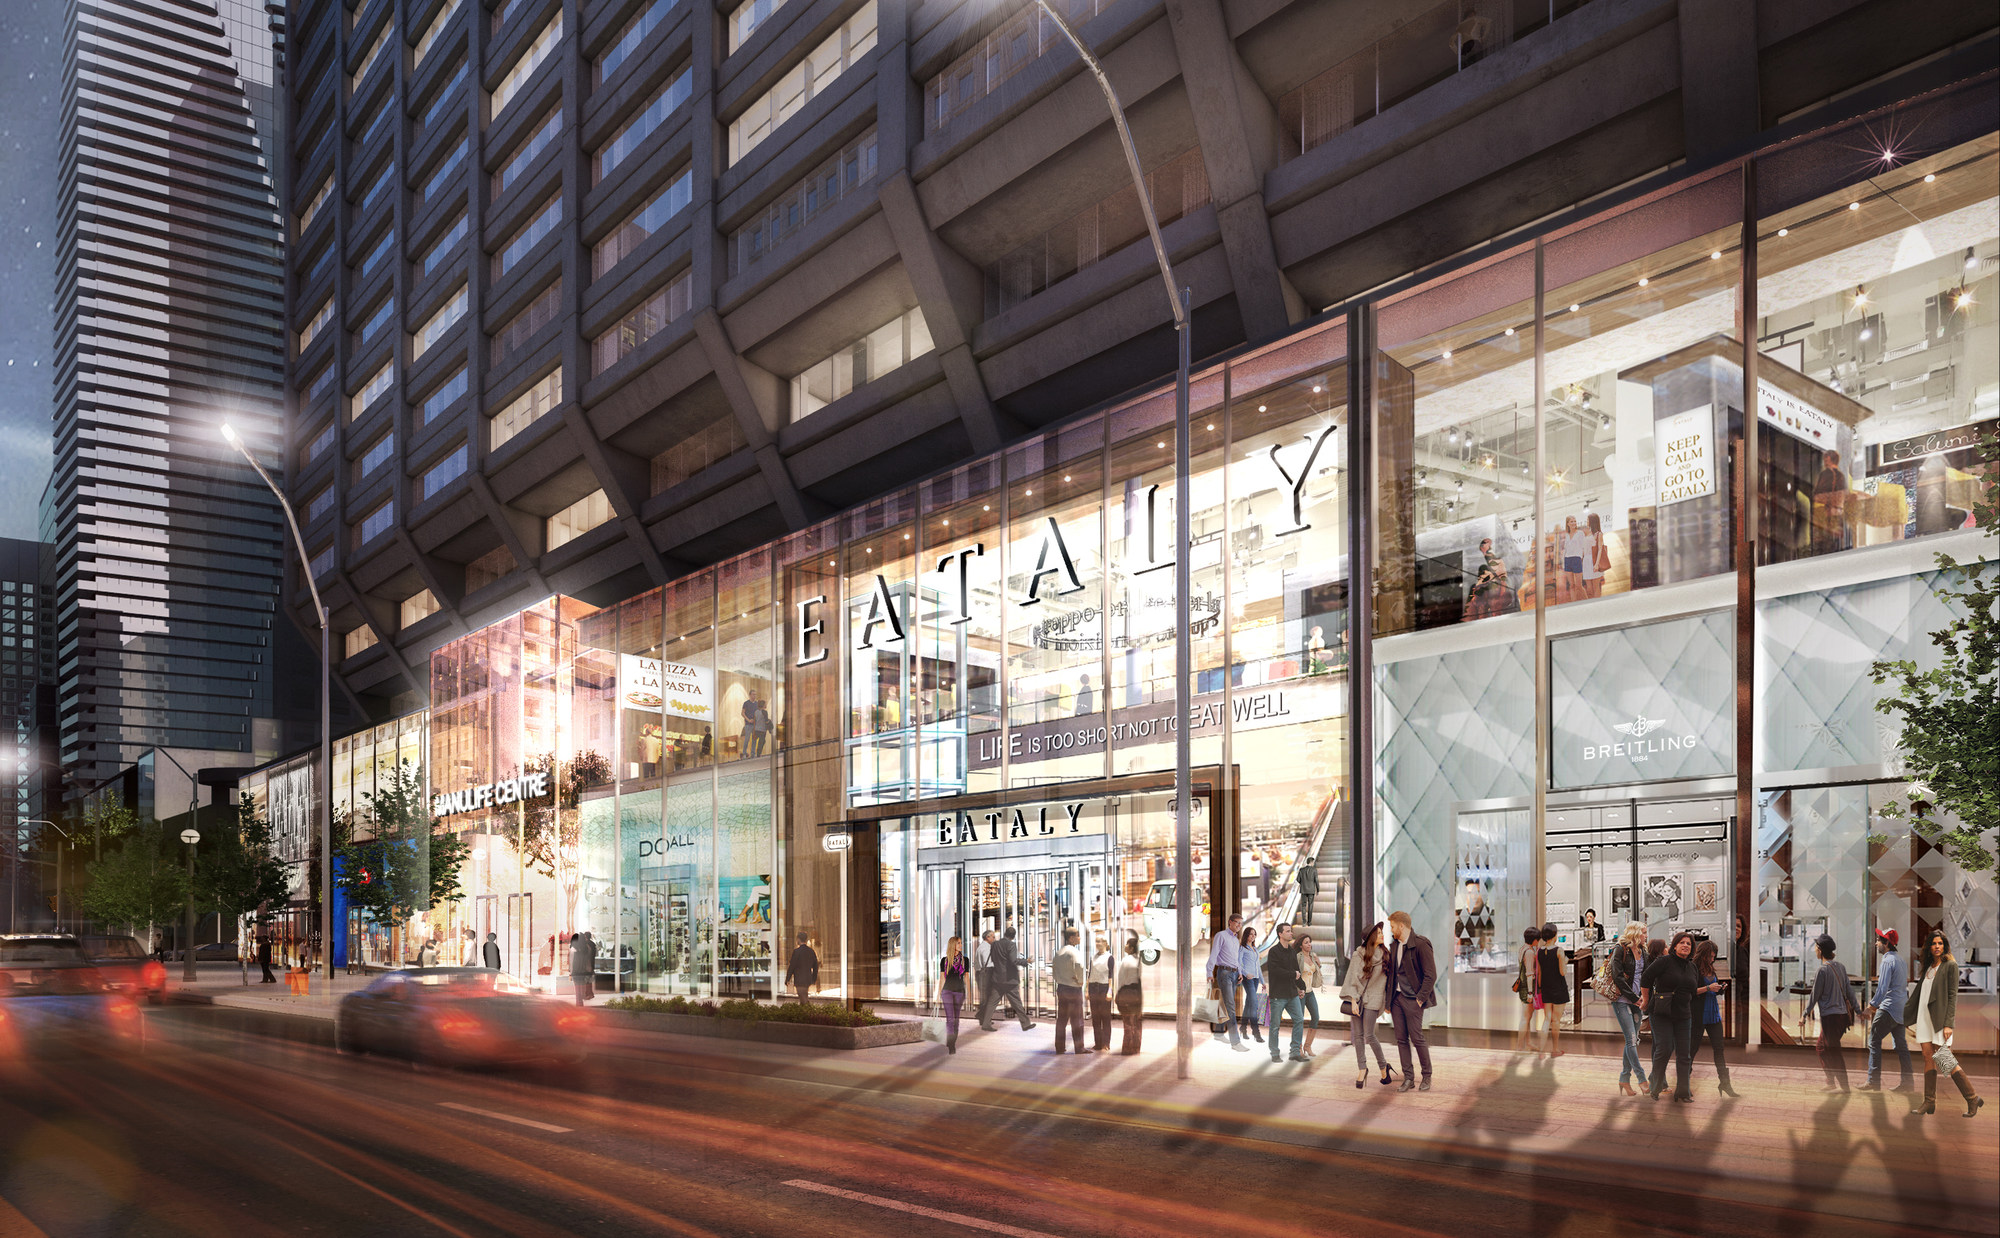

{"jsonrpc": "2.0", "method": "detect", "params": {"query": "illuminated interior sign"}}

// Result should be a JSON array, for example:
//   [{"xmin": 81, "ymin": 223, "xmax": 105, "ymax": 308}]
[
  {"xmin": 918, "ymin": 798, "xmax": 1106, "ymax": 849},
  {"xmin": 431, "ymin": 769, "xmax": 551, "ymax": 817}
]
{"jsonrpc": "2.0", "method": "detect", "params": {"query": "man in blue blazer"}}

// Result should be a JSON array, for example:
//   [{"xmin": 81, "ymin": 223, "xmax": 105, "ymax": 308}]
[{"xmin": 1385, "ymin": 910, "xmax": 1438, "ymax": 1091}]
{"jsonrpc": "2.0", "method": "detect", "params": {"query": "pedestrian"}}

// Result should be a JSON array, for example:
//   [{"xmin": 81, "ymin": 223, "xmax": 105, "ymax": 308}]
[
  {"xmin": 1808, "ymin": 933, "xmax": 1861, "ymax": 1092},
  {"xmin": 257, "ymin": 931, "xmax": 276, "ymax": 984},
  {"xmin": 418, "ymin": 938, "xmax": 439, "ymax": 968},
  {"xmin": 1341, "ymin": 922, "xmax": 1393, "ymax": 1087},
  {"xmin": 1642, "ymin": 930, "xmax": 1698, "ymax": 1102},
  {"xmin": 937, "ymin": 935, "xmax": 970, "ymax": 1054},
  {"xmin": 1264, "ymin": 923, "xmax": 1307, "ymax": 1063},
  {"xmin": 1906, "ymin": 928, "xmax": 1983, "ymax": 1117},
  {"xmin": 1052, "ymin": 927, "xmax": 1086, "ymax": 1054},
  {"xmin": 1692, "ymin": 939, "xmax": 1736, "ymax": 1096},
  {"xmin": 987, "ymin": 927, "xmax": 1035, "ymax": 1030},
  {"xmin": 482, "ymin": 931, "xmax": 502, "ymax": 971},
  {"xmin": 1296, "ymin": 931, "xmax": 1324, "ymax": 1059},
  {"xmin": 1578, "ymin": 909, "xmax": 1605, "ymax": 947},
  {"xmin": 1859, "ymin": 928, "xmax": 1913, "ymax": 1093},
  {"xmin": 1384, "ymin": 910, "xmax": 1437, "ymax": 1091},
  {"xmin": 1238, "ymin": 925, "xmax": 1266, "ymax": 1045},
  {"xmin": 974, "ymin": 929, "xmax": 997, "ymax": 1029},
  {"xmin": 1115, "ymin": 935, "xmax": 1143, "ymax": 1055},
  {"xmin": 1512, "ymin": 926, "xmax": 1540, "ymax": 1052},
  {"xmin": 1607, "ymin": 921, "xmax": 1650, "ymax": 1096},
  {"xmin": 1297, "ymin": 861, "xmax": 1320, "ymax": 926},
  {"xmin": 1205, "ymin": 912, "xmax": 1250, "ymax": 1052},
  {"xmin": 568, "ymin": 930, "xmax": 596, "ymax": 1007},
  {"xmin": 1536, "ymin": 923, "xmax": 1569, "ymax": 1058},
  {"xmin": 785, "ymin": 932, "xmax": 819, "ymax": 1003},
  {"xmin": 1087, "ymin": 933, "xmax": 1115, "ymax": 1051}
]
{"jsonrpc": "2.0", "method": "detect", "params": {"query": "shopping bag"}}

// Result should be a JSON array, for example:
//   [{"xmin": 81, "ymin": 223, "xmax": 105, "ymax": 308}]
[
  {"xmin": 920, "ymin": 1012, "xmax": 948, "ymax": 1044},
  {"xmin": 1192, "ymin": 995, "xmax": 1222, "ymax": 1025}
]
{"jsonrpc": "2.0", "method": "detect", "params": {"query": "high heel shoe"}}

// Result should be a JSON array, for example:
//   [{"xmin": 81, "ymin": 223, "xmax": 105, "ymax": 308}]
[
  {"xmin": 1620, "ymin": 1079, "xmax": 1636, "ymax": 1096},
  {"xmin": 1380, "ymin": 1065, "xmax": 1397, "ymax": 1086},
  {"xmin": 1355, "ymin": 1069, "xmax": 1366, "ymax": 1090}
]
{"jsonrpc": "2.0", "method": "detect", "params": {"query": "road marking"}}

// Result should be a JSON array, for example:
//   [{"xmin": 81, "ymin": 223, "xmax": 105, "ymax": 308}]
[
  {"xmin": 437, "ymin": 1102, "xmax": 572, "ymax": 1133},
  {"xmin": 783, "ymin": 1180, "xmax": 1065, "ymax": 1238}
]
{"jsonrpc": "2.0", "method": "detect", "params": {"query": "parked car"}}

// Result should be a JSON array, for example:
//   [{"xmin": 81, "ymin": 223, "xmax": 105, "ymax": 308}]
[
  {"xmin": 83, "ymin": 934, "xmax": 168, "ymax": 1004},
  {"xmin": 169, "ymin": 941, "xmax": 239, "ymax": 963},
  {"xmin": 335, "ymin": 968, "xmax": 590, "ymax": 1068},
  {"xmin": 0, "ymin": 935, "xmax": 145, "ymax": 1059},
  {"xmin": 1137, "ymin": 880, "xmax": 1211, "ymax": 964}
]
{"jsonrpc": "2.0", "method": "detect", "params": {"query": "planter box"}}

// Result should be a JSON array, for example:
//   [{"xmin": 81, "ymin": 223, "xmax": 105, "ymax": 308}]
[{"xmin": 598, "ymin": 1007, "xmax": 922, "ymax": 1050}]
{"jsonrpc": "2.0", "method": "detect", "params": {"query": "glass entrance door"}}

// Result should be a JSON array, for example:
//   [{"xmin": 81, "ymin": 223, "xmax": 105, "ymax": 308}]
[
  {"xmin": 639, "ymin": 868, "xmax": 694, "ymax": 994},
  {"xmin": 919, "ymin": 864, "xmax": 963, "ymax": 1003}
]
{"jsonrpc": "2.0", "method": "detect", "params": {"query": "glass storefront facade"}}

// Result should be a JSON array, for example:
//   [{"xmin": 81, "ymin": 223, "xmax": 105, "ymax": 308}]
[{"xmin": 418, "ymin": 99, "xmax": 1995, "ymax": 1046}]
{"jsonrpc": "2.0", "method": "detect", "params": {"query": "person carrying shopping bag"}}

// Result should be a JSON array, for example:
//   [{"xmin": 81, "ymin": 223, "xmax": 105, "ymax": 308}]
[{"xmin": 937, "ymin": 935, "xmax": 971, "ymax": 1054}]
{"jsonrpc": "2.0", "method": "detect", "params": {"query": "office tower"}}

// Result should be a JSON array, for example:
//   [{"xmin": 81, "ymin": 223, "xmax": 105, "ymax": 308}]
[{"xmin": 45, "ymin": 0, "xmax": 304, "ymax": 797}]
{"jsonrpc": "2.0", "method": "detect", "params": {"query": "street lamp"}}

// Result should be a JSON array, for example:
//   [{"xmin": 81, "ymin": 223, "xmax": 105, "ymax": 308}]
[
  {"xmin": 15, "ymin": 820, "xmax": 56, "ymax": 934},
  {"xmin": 1022, "ymin": 1, "xmax": 1196, "ymax": 1079},
  {"xmin": 180, "ymin": 827, "xmax": 201, "ymax": 981},
  {"xmin": 221, "ymin": 422, "xmax": 334, "ymax": 987}
]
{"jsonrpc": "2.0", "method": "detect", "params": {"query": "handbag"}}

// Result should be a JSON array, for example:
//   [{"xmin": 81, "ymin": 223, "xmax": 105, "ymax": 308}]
[
  {"xmin": 920, "ymin": 1005, "xmax": 948, "ymax": 1045},
  {"xmin": 1933, "ymin": 1044, "xmax": 1960, "ymax": 1076},
  {"xmin": 1339, "ymin": 998, "xmax": 1354, "ymax": 1017}
]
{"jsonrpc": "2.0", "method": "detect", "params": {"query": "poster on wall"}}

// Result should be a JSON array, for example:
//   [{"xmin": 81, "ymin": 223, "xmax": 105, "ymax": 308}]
[
  {"xmin": 1610, "ymin": 885, "xmax": 1632, "ymax": 917},
  {"xmin": 1693, "ymin": 880, "xmax": 1718, "ymax": 913},
  {"xmin": 620, "ymin": 653, "xmax": 713, "ymax": 722},
  {"xmin": 1655, "ymin": 406, "xmax": 1717, "ymax": 505},
  {"xmin": 1644, "ymin": 872, "xmax": 1686, "ymax": 921}
]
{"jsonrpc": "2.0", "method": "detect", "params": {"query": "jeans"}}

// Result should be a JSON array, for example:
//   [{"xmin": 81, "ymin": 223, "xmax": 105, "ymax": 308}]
[
  {"xmin": 1649, "ymin": 1010, "xmax": 1693, "ymax": 1098},
  {"xmin": 1351, "ymin": 1003, "xmax": 1388, "ymax": 1069},
  {"xmin": 1210, "ymin": 966, "xmax": 1242, "ymax": 1045},
  {"xmin": 1390, "ymin": 993, "xmax": 1431, "ymax": 1078},
  {"xmin": 1269, "ymin": 994, "xmax": 1306, "ymax": 1059},
  {"xmin": 1699, "ymin": 1018, "xmax": 1728, "ymax": 1077},
  {"xmin": 1241, "ymin": 978, "xmax": 1265, "ymax": 1037},
  {"xmin": 1300, "ymin": 991, "xmax": 1321, "ymax": 1036},
  {"xmin": 1610, "ymin": 1000, "xmax": 1648, "ymax": 1085},
  {"xmin": 941, "ymin": 990, "xmax": 963, "ymax": 1047},
  {"xmin": 1866, "ymin": 1010, "xmax": 1913, "ymax": 1085}
]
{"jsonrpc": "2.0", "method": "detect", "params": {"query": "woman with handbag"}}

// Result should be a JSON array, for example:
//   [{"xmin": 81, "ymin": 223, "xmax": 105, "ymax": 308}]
[
  {"xmin": 1907, "ymin": 928, "xmax": 1984, "ymax": 1117},
  {"xmin": 1512, "ymin": 927, "xmax": 1540, "ymax": 1052},
  {"xmin": 1296, "ymin": 932, "xmax": 1324, "ymax": 1058},
  {"xmin": 937, "ymin": 935, "xmax": 970, "ymax": 1055},
  {"xmin": 1807, "ymin": 934, "xmax": 1859, "ymax": 1092},
  {"xmin": 1608, "ymin": 922, "xmax": 1650, "ymax": 1095},
  {"xmin": 1115, "ymin": 935, "xmax": 1144, "ymax": 1055},
  {"xmin": 1341, "ymin": 922, "xmax": 1393, "ymax": 1088},
  {"xmin": 1643, "ymin": 931, "xmax": 1699, "ymax": 1102}
]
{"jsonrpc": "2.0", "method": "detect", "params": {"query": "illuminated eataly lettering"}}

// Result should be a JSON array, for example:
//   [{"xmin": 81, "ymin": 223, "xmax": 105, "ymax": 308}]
[{"xmin": 793, "ymin": 448, "xmax": 1317, "ymax": 665}]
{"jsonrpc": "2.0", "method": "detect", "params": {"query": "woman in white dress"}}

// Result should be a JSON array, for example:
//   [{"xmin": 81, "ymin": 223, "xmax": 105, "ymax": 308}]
[
  {"xmin": 1906, "ymin": 928, "xmax": 1984, "ymax": 1117},
  {"xmin": 1581, "ymin": 512, "xmax": 1608, "ymax": 598}
]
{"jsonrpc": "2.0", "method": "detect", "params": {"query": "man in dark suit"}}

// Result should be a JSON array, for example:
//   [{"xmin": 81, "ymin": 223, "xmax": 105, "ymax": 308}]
[
  {"xmin": 1296, "ymin": 863, "xmax": 1320, "ymax": 926},
  {"xmin": 784, "ymin": 932, "xmax": 819, "ymax": 1003},
  {"xmin": 983, "ymin": 927, "xmax": 1035, "ymax": 1031},
  {"xmin": 1385, "ymin": 909, "xmax": 1438, "ymax": 1091}
]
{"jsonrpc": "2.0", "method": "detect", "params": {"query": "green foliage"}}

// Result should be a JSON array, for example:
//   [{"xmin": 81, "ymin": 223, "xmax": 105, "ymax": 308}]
[
  {"xmin": 77, "ymin": 803, "xmax": 187, "ymax": 935},
  {"xmin": 1870, "ymin": 428, "xmax": 2000, "ymax": 877},
  {"xmin": 194, "ymin": 792, "xmax": 295, "ymax": 925},
  {"xmin": 602, "ymin": 994, "xmax": 885, "ymax": 1027},
  {"xmin": 512, "ymin": 751, "xmax": 611, "ymax": 932},
  {"xmin": 336, "ymin": 761, "xmax": 469, "ymax": 925}
]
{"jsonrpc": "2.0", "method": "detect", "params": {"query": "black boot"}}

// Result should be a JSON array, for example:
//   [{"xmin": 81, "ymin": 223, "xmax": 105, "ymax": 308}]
[
  {"xmin": 1949, "ymin": 1070, "xmax": 1984, "ymax": 1118},
  {"xmin": 1911, "ymin": 1070, "xmax": 1936, "ymax": 1115},
  {"xmin": 1717, "ymin": 1070, "xmax": 1739, "ymax": 1098}
]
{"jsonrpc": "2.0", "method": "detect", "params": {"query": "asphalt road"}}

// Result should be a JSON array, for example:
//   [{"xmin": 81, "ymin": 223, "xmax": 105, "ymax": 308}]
[{"xmin": 0, "ymin": 1008, "xmax": 1968, "ymax": 1237}]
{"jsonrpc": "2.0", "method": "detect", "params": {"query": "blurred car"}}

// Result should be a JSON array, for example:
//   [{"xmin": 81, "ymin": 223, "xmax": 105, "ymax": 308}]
[
  {"xmin": 83, "ymin": 934, "xmax": 168, "ymax": 1004},
  {"xmin": 0, "ymin": 935, "xmax": 145, "ymax": 1058},
  {"xmin": 172, "ymin": 941, "xmax": 239, "ymax": 963},
  {"xmin": 335, "ymin": 967, "xmax": 590, "ymax": 1068}
]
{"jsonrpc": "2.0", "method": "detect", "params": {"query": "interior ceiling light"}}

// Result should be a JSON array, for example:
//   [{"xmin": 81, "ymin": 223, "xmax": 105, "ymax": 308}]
[
  {"xmin": 1967, "ymin": 248, "xmax": 1980, "ymax": 269},
  {"xmin": 1441, "ymin": 349, "xmax": 1453, "ymax": 361},
  {"xmin": 1504, "ymin": 326, "xmax": 1515, "ymax": 336},
  {"xmin": 1777, "ymin": 227, "xmax": 1789, "ymax": 237},
  {"xmin": 1599, "ymin": 414, "xmax": 1611, "ymax": 429},
  {"xmin": 1853, "ymin": 286, "xmax": 1869, "ymax": 307},
  {"xmin": 1569, "ymin": 303, "xmax": 1580, "ymax": 313},
  {"xmin": 1926, "ymin": 173, "xmax": 1937, "ymax": 183},
  {"xmin": 1954, "ymin": 288, "xmax": 1975, "ymax": 310},
  {"xmin": 1447, "ymin": 428, "xmax": 1458, "ymax": 443},
  {"xmin": 1638, "ymin": 277, "xmax": 1650, "ymax": 287},
  {"xmin": 1849, "ymin": 201, "xmax": 1862, "ymax": 211},
  {"xmin": 1710, "ymin": 250, "xmax": 1722, "ymax": 260}
]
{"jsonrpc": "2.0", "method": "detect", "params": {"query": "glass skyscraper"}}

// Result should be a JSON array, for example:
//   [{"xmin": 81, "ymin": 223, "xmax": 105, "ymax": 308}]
[{"xmin": 44, "ymin": 0, "xmax": 305, "ymax": 796}]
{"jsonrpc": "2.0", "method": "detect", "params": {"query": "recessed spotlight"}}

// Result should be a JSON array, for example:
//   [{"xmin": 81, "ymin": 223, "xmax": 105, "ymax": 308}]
[
  {"xmin": 1157, "ymin": 441, "xmax": 1166, "ymax": 449},
  {"xmin": 904, "ymin": 533, "xmax": 911, "ymax": 540},
  {"xmin": 1441, "ymin": 350, "xmax": 1452, "ymax": 361},
  {"xmin": 1925, "ymin": 173, "xmax": 1937, "ymax": 183},
  {"xmin": 1062, "ymin": 474, "xmax": 1071, "ymax": 482},
  {"xmin": 1504, "ymin": 326, "xmax": 1515, "ymax": 336},
  {"xmin": 1710, "ymin": 250, "xmax": 1722, "ymax": 260},
  {"xmin": 982, "ymin": 504, "xmax": 989, "ymax": 511},
  {"xmin": 1258, "ymin": 404, "xmax": 1267, "ymax": 412},
  {"xmin": 1311, "ymin": 385, "xmax": 1321, "ymax": 393},
  {"xmin": 1024, "ymin": 488, "xmax": 1032, "ymax": 496},
  {"xmin": 1569, "ymin": 304, "xmax": 1580, "ymax": 313},
  {"xmin": 1638, "ymin": 277, "xmax": 1650, "ymax": 287},
  {"xmin": 1777, "ymin": 227, "xmax": 1789, "ymax": 237},
  {"xmin": 1849, "ymin": 201, "xmax": 1861, "ymax": 211},
  {"xmin": 942, "ymin": 519, "xmax": 949, "ymax": 525},
  {"xmin": 1206, "ymin": 423, "xmax": 1215, "ymax": 431}
]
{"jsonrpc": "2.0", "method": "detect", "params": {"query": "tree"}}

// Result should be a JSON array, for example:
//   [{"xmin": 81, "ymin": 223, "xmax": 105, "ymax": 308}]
[
  {"xmin": 1870, "ymin": 430, "xmax": 2000, "ymax": 877},
  {"xmin": 336, "ymin": 761, "xmax": 469, "ymax": 929},
  {"xmin": 513, "ymin": 750, "xmax": 611, "ymax": 936},
  {"xmin": 77, "ymin": 802, "xmax": 186, "ymax": 945},
  {"xmin": 198, "ymin": 793, "xmax": 295, "ymax": 931}
]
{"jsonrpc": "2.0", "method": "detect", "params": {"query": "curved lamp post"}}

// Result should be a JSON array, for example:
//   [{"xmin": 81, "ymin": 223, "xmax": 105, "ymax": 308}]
[{"xmin": 221, "ymin": 423, "xmax": 334, "ymax": 986}]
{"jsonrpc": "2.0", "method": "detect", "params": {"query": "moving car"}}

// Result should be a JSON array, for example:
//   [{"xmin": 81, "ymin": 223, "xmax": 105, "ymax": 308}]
[
  {"xmin": 83, "ymin": 934, "xmax": 168, "ymax": 1004},
  {"xmin": 335, "ymin": 968, "xmax": 591, "ymax": 1068},
  {"xmin": 0, "ymin": 935, "xmax": 145, "ymax": 1058}
]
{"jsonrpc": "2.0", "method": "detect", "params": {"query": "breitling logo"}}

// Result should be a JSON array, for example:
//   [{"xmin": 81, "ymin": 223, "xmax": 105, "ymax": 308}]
[
  {"xmin": 1584, "ymin": 713, "xmax": 1700, "ymax": 763},
  {"xmin": 1613, "ymin": 715, "xmax": 1666, "ymax": 739}
]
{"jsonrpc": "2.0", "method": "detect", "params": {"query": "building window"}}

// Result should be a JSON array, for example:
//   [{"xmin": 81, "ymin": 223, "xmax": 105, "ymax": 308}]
[
  {"xmin": 490, "ymin": 0, "xmax": 528, "ymax": 36},
  {"xmin": 400, "ymin": 589, "xmax": 441, "ymax": 630},
  {"xmin": 357, "ymin": 432, "xmax": 396, "ymax": 481},
  {"xmin": 494, "ymin": 195, "xmax": 562, "ymax": 279},
  {"xmin": 727, "ymin": 0, "xmax": 793, "ymax": 54},
  {"xmin": 298, "ymin": 179, "xmax": 331, "ymax": 234},
  {"xmin": 420, "ymin": 445, "xmax": 470, "ymax": 500},
  {"xmin": 350, "ymin": 18, "xmax": 391, "ymax": 96},
  {"xmin": 353, "ymin": 296, "xmax": 395, "ymax": 351},
  {"xmin": 343, "ymin": 626, "xmax": 378, "ymax": 658},
  {"xmin": 592, "ymin": 168, "xmax": 692, "ymax": 281},
  {"xmin": 310, "ymin": 542, "xmax": 336, "ymax": 578},
  {"xmin": 594, "ymin": 0, "xmax": 675, "ymax": 89},
  {"xmin": 491, "ymin": 11, "xmax": 562, "ymax": 119},
  {"xmin": 729, "ymin": 127, "xmax": 876, "ymax": 275},
  {"xmin": 413, "ymin": 286, "xmax": 470, "ymax": 359},
  {"xmin": 360, "ymin": 101, "xmax": 394, "ymax": 149},
  {"xmin": 359, "ymin": 164, "xmax": 394, "ymax": 215},
  {"xmin": 651, "ymin": 413, "xmax": 747, "ymax": 493},
  {"xmin": 358, "ymin": 228, "xmax": 396, "ymax": 279},
  {"xmin": 493, "ymin": 107, "xmax": 560, "ymax": 198},
  {"xmin": 420, "ymin": 367, "xmax": 470, "ymax": 424},
  {"xmin": 421, "ymin": 58, "xmax": 469, "ymax": 129},
  {"xmin": 303, "ymin": 421, "xmax": 336, "ymax": 467},
  {"xmin": 925, "ymin": 0, "xmax": 1108, "ymax": 135},
  {"xmin": 546, "ymin": 489, "xmax": 612, "ymax": 551},
  {"xmin": 306, "ymin": 487, "xmax": 334, "ymax": 522},
  {"xmin": 491, "ymin": 282, "xmax": 561, "ymax": 367},
  {"xmin": 356, "ymin": 500, "xmax": 396, "ymax": 546},
  {"xmin": 594, "ymin": 67, "xmax": 692, "ymax": 186},
  {"xmin": 307, "ymin": 364, "xmax": 335, "ymax": 401},
  {"xmin": 790, "ymin": 307, "xmax": 932, "ymax": 419},
  {"xmin": 423, "ymin": 135, "xmax": 470, "ymax": 205},
  {"xmin": 728, "ymin": 0, "xmax": 876, "ymax": 166},
  {"xmin": 298, "ymin": 298, "xmax": 334, "ymax": 351},
  {"xmin": 490, "ymin": 368, "xmax": 562, "ymax": 450},
  {"xmin": 421, "ymin": 214, "xmax": 468, "ymax": 277},
  {"xmin": 350, "ymin": 362, "xmax": 394, "ymax": 421},
  {"xmin": 413, "ymin": 0, "xmax": 462, "ymax": 67},
  {"xmin": 464, "ymin": 544, "xmax": 517, "ymax": 592},
  {"xmin": 590, "ymin": 271, "xmax": 692, "ymax": 376},
  {"xmin": 985, "ymin": 147, "xmax": 1209, "ymax": 316}
]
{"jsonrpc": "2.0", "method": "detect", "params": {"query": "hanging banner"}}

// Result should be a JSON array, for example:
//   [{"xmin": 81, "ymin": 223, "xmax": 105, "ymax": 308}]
[
  {"xmin": 1655, "ymin": 406, "xmax": 1717, "ymax": 506},
  {"xmin": 1756, "ymin": 381, "xmax": 1842, "ymax": 448},
  {"xmin": 620, "ymin": 653, "xmax": 712, "ymax": 721}
]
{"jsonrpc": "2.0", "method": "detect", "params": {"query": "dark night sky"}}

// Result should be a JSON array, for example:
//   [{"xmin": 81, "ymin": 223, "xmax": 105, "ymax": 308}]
[{"xmin": 0, "ymin": 0, "xmax": 63, "ymax": 542}]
